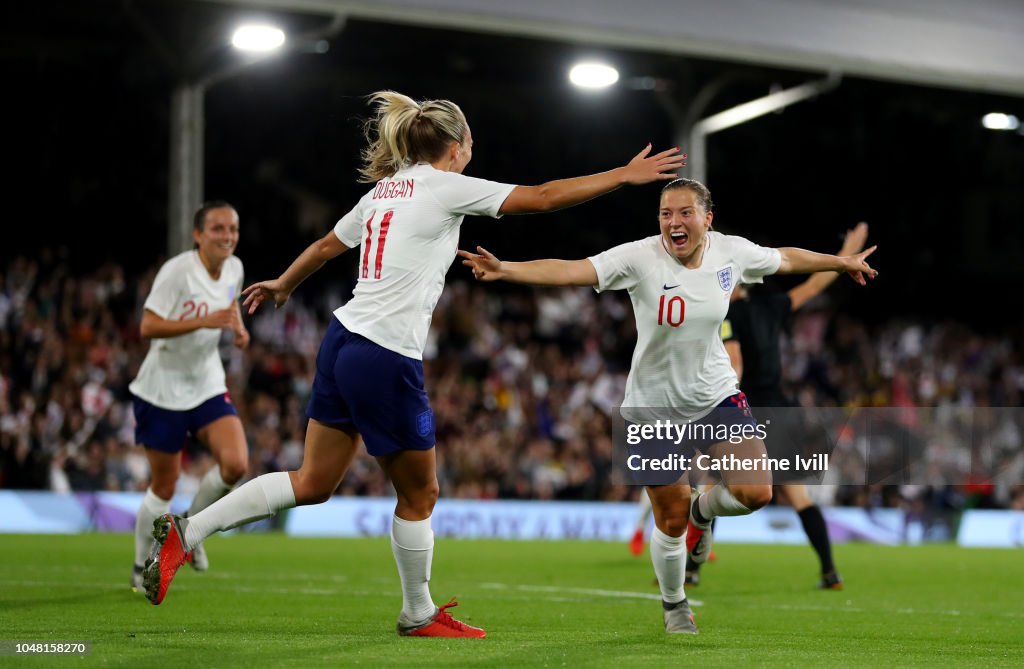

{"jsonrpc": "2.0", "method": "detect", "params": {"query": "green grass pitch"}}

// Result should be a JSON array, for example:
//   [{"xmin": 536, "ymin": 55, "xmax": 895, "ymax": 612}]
[{"xmin": 1, "ymin": 533, "xmax": 1021, "ymax": 667}]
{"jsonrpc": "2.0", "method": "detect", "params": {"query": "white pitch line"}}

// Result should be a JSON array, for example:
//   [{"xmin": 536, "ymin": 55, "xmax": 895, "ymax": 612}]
[
  {"xmin": 478, "ymin": 583, "xmax": 1024, "ymax": 619},
  {"xmin": 4, "ymin": 576, "xmax": 1020, "ymax": 621},
  {"xmin": 480, "ymin": 582, "xmax": 704, "ymax": 607}
]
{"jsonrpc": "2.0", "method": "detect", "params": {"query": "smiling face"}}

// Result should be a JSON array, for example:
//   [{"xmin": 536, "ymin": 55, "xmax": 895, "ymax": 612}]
[
  {"xmin": 193, "ymin": 206, "xmax": 239, "ymax": 269},
  {"xmin": 659, "ymin": 186, "xmax": 713, "ymax": 266}
]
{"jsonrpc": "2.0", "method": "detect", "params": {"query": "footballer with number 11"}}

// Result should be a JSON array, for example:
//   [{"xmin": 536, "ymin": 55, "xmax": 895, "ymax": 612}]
[{"xmin": 142, "ymin": 90, "xmax": 685, "ymax": 638}]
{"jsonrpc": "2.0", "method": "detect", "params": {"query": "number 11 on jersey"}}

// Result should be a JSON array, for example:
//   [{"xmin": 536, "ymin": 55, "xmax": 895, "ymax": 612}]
[{"xmin": 361, "ymin": 210, "xmax": 394, "ymax": 280}]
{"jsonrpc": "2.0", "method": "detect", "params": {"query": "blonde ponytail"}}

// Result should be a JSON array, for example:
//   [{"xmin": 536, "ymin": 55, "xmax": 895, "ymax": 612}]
[{"xmin": 358, "ymin": 91, "xmax": 467, "ymax": 182}]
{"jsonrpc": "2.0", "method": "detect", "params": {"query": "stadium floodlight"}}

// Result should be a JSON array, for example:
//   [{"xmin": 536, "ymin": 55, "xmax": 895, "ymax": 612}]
[
  {"xmin": 231, "ymin": 24, "xmax": 286, "ymax": 52},
  {"xmin": 569, "ymin": 62, "xmax": 619, "ymax": 89},
  {"xmin": 981, "ymin": 113, "xmax": 1020, "ymax": 131}
]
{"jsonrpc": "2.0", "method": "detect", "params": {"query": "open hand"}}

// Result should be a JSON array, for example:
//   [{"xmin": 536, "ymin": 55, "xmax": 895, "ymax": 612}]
[
  {"xmin": 241, "ymin": 279, "xmax": 291, "ymax": 315},
  {"xmin": 841, "ymin": 245, "xmax": 879, "ymax": 286},
  {"xmin": 621, "ymin": 144, "xmax": 687, "ymax": 185},
  {"xmin": 457, "ymin": 246, "xmax": 504, "ymax": 281}
]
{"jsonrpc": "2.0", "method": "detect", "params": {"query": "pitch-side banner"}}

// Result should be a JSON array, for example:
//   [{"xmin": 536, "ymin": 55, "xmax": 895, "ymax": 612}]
[
  {"xmin": 0, "ymin": 492, "xmax": 1019, "ymax": 547},
  {"xmin": 957, "ymin": 510, "xmax": 1024, "ymax": 548},
  {"xmin": 286, "ymin": 497, "xmax": 638, "ymax": 541}
]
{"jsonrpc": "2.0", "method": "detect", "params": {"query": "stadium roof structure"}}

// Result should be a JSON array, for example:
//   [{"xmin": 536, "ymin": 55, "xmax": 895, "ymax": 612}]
[
  {"xmin": 206, "ymin": 0, "xmax": 1024, "ymax": 97},
  {"xmin": 8, "ymin": 0, "xmax": 1023, "ymax": 319}
]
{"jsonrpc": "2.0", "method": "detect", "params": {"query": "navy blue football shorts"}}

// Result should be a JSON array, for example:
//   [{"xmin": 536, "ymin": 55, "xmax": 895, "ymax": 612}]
[
  {"xmin": 306, "ymin": 318, "xmax": 435, "ymax": 456},
  {"xmin": 133, "ymin": 392, "xmax": 238, "ymax": 453}
]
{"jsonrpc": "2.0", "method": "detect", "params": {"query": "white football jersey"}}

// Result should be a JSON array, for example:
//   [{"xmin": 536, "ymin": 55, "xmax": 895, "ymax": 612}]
[
  {"xmin": 333, "ymin": 163, "xmax": 515, "ymax": 359},
  {"xmin": 589, "ymin": 231, "xmax": 781, "ymax": 420},
  {"xmin": 129, "ymin": 251, "xmax": 244, "ymax": 410}
]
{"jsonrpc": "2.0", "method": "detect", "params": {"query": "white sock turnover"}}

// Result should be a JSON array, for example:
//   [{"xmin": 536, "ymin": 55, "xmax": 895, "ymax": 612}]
[
  {"xmin": 650, "ymin": 526, "xmax": 686, "ymax": 604},
  {"xmin": 391, "ymin": 515, "xmax": 435, "ymax": 623},
  {"xmin": 698, "ymin": 484, "xmax": 753, "ymax": 524},
  {"xmin": 183, "ymin": 471, "xmax": 295, "ymax": 549},
  {"xmin": 187, "ymin": 465, "xmax": 233, "ymax": 517},
  {"xmin": 134, "ymin": 487, "xmax": 170, "ymax": 567}
]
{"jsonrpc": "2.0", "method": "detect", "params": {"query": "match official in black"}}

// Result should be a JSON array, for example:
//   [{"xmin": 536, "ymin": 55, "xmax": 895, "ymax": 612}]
[{"xmin": 687, "ymin": 222, "xmax": 868, "ymax": 590}]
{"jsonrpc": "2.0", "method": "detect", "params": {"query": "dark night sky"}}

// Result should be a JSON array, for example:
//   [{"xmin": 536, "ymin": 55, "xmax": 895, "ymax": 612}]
[{"xmin": 6, "ymin": 0, "xmax": 1024, "ymax": 326}]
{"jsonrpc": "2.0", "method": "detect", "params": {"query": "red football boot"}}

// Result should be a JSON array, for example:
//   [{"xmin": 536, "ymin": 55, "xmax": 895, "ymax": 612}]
[
  {"xmin": 142, "ymin": 513, "xmax": 189, "ymax": 605},
  {"xmin": 629, "ymin": 528, "xmax": 645, "ymax": 557},
  {"xmin": 397, "ymin": 598, "xmax": 486, "ymax": 638}
]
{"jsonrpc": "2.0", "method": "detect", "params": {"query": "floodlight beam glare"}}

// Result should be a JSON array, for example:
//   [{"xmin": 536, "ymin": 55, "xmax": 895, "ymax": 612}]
[
  {"xmin": 981, "ymin": 113, "xmax": 1020, "ymax": 131},
  {"xmin": 231, "ymin": 25, "xmax": 286, "ymax": 52},
  {"xmin": 569, "ymin": 63, "xmax": 620, "ymax": 89}
]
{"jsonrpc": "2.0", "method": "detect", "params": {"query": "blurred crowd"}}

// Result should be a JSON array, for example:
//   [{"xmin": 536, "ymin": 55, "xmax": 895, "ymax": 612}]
[{"xmin": 1, "ymin": 253, "xmax": 1022, "ymax": 514}]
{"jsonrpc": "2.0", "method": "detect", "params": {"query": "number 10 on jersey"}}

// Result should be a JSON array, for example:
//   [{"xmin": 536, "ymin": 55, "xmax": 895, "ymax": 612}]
[
  {"xmin": 657, "ymin": 294, "xmax": 685, "ymax": 327},
  {"xmin": 361, "ymin": 210, "xmax": 394, "ymax": 280}
]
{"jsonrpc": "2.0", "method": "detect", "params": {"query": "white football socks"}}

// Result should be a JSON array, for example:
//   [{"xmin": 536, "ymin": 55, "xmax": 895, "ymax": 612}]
[
  {"xmin": 134, "ymin": 488, "xmax": 170, "ymax": 567},
  {"xmin": 187, "ymin": 465, "xmax": 233, "ymax": 517},
  {"xmin": 183, "ymin": 472, "xmax": 295, "ymax": 549},
  {"xmin": 391, "ymin": 515, "xmax": 436, "ymax": 623},
  {"xmin": 696, "ymin": 484, "xmax": 753, "ymax": 526},
  {"xmin": 650, "ymin": 526, "xmax": 686, "ymax": 604}
]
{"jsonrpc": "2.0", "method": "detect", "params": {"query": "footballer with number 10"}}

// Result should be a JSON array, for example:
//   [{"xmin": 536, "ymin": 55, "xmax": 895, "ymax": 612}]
[{"xmin": 459, "ymin": 177, "xmax": 877, "ymax": 633}]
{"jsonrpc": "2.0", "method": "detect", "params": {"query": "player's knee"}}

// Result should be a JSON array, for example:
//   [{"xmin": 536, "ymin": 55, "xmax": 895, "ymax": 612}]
[
  {"xmin": 292, "ymin": 475, "xmax": 334, "ymax": 506},
  {"xmin": 151, "ymin": 481, "xmax": 176, "ymax": 501},
  {"xmin": 659, "ymin": 514, "xmax": 687, "ymax": 537},
  {"xmin": 219, "ymin": 459, "xmax": 247, "ymax": 485},
  {"xmin": 741, "ymin": 485, "xmax": 773, "ymax": 511},
  {"xmin": 416, "ymin": 479, "xmax": 440, "ymax": 513},
  {"xmin": 399, "ymin": 479, "xmax": 439, "ymax": 518},
  {"xmin": 299, "ymin": 487, "xmax": 333, "ymax": 506}
]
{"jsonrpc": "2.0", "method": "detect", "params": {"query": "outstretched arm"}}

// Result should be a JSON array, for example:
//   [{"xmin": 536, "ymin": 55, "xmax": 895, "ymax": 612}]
[
  {"xmin": 458, "ymin": 247, "xmax": 598, "ymax": 287},
  {"xmin": 787, "ymin": 222, "xmax": 869, "ymax": 310},
  {"xmin": 776, "ymin": 244, "xmax": 878, "ymax": 286},
  {"xmin": 498, "ymin": 145, "xmax": 685, "ymax": 215},
  {"xmin": 242, "ymin": 231, "xmax": 350, "ymax": 314}
]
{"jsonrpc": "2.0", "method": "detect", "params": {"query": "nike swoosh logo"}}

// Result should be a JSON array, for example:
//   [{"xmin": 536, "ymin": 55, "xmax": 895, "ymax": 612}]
[{"xmin": 663, "ymin": 284, "xmax": 680, "ymax": 291}]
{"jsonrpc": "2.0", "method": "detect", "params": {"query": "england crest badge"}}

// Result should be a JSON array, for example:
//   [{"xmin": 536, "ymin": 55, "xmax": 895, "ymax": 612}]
[
  {"xmin": 416, "ymin": 409, "xmax": 435, "ymax": 437},
  {"xmin": 717, "ymin": 267, "xmax": 733, "ymax": 292}
]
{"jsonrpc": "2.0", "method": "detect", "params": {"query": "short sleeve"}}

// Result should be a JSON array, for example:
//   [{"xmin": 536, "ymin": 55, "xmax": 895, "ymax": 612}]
[
  {"xmin": 588, "ymin": 239, "xmax": 649, "ymax": 292},
  {"xmin": 428, "ymin": 172, "xmax": 516, "ymax": 219},
  {"xmin": 143, "ymin": 260, "xmax": 183, "ymax": 319},
  {"xmin": 731, "ymin": 236, "xmax": 781, "ymax": 284},
  {"xmin": 333, "ymin": 201, "xmax": 367, "ymax": 248}
]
